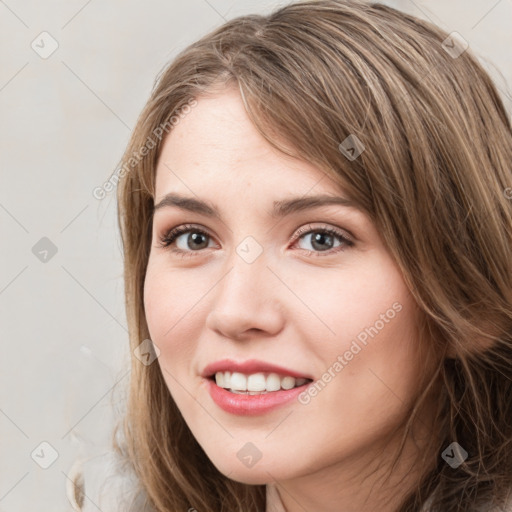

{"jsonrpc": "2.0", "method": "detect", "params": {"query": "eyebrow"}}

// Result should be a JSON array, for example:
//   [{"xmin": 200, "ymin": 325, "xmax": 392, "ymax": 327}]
[{"xmin": 153, "ymin": 193, "xmax": 362, "ymax": 219}]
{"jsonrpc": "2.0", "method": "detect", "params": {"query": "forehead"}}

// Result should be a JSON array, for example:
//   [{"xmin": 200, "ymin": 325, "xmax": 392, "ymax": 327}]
[
  {"xmin": 154, "ymin": 88, "xmax": 344, "ymax": 198},
  {"xmin": 151, "ymin": 90, "xmax": 374, "ymax": 241}
]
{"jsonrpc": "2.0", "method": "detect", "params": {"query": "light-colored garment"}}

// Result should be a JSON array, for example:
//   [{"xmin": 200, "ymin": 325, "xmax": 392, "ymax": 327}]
[
  {"xmin": 68, "ymin": 451, "xmax": 151, "ymax": 512},
  {"xmin": 265, "ymin": 482, "xmax": 512, "ymax": 512}
]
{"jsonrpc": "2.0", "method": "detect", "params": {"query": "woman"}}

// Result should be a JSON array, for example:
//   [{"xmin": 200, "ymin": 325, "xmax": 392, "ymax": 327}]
[{"xmin": 71, "ymin": 0, "xmax": 512, "ymax": 510}]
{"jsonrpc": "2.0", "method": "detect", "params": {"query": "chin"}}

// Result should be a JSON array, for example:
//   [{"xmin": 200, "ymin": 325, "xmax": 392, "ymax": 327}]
[
  {"xmin": 222, "ymin": 469, "xmax": 275, "ymax": 486},
  {"xmin": 209, "ymin": 454, "xmax": 295, "ymax": 485}
]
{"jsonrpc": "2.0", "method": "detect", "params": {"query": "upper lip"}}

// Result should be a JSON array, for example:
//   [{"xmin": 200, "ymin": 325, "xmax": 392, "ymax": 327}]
[{"xmin": 201, "ymin": 359, "xmax": 314, "ymax": 380}]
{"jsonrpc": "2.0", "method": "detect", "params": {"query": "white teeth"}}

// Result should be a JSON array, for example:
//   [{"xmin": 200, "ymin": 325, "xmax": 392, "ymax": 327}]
[
  {"xmin": 213, "ymin": 371, "xmax": 310, "ymax": 393},
  {"xmin": 247, "ymin": 373, "xmax": 267, "ymax": 391},
  {"xmin": 230, "ymin": 372, "xmax": 247, "ymax": 391},
  {"xmin": 215, "ymin": 372, "xmax": 224, "ymax": 388},
  {"xmin": 266, "ymin": 373, "xmax": 281, "ymax": 391},
  {"xmin": 281, "ymin": 376, "xmax": 295, "ymax": 390}
]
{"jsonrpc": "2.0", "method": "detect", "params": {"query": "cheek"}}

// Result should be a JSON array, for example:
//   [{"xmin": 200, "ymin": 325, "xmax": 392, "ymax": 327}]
[
  {"xmin": 295, "ymin": 258, "xmax": 424, "ymax": 413},
  {"xmin": 143, "ymin": 262, "xmax": 198, "ymax": 358},
  {"xmin": 143, "ymin": 263, "xmax": 168, "ymax": 341},
  {"xmin": 289, "ymin": 255, "xmax": 413, "ymax": 355},
  {"xmin": 143, "ymin": 264, "xmax": 202, "ymax": 409}
]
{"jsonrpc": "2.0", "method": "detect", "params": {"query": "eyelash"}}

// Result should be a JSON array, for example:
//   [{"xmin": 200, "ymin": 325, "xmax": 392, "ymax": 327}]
[{"xmin": 156, "ymin": 223, "xmax": 354, "ymax": 259}]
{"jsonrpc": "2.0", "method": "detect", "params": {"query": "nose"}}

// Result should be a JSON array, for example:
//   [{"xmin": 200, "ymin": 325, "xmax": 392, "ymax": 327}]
[{"xmin": 205, "ymin": 248, "xmax": 285, "ymax": 341}]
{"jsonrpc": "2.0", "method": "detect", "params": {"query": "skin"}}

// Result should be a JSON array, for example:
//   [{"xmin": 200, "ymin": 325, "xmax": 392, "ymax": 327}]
[{"xmin": 143, "ymin": 85, "xmax": 436, "ymax": 512}]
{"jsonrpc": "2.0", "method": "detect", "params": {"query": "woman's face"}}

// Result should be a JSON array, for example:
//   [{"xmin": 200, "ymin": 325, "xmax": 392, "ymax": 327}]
[{"xmin": 144, "ymin": 86, "xmax": 425, "ymax": 488}]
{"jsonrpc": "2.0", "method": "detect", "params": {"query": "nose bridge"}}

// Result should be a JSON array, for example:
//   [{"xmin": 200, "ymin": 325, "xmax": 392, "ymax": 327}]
[
  {"xmin": 218, "ymin": 236, "xmax": 271, "ymax": 304},
  {"xmin": 205, "ymin": 237, "xmax": 284, "ymax": 338}
]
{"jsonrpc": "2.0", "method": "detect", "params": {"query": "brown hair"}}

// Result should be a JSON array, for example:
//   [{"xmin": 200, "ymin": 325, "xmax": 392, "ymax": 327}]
[{"xmin": 73, "ymin": 0, "xmax": 512, "ymax": 510}]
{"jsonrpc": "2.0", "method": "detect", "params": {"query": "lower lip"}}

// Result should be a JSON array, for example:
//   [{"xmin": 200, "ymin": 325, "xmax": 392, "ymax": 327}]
[{"xmin": 204, "ymin": 378, "xmax": 310, "ymax": 416}]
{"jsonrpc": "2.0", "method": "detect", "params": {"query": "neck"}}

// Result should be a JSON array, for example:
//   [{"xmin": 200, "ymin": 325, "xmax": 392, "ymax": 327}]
[{"xmin": 270, "ymin": 414, "xmax": 439, "ymax": 512}]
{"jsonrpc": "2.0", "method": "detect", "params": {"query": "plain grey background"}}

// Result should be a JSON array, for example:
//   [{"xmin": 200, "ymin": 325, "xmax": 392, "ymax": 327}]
[{"xmin": 1, "ymin": 0, "xmax": 511, "ymax": 510}]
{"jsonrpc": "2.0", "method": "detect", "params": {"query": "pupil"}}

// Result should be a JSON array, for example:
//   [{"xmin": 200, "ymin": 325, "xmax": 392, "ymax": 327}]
[
  {"xmin": 312, "ymin": 232, "xmax": 332, "ymax": 251},
  {"xmin": 189, "ymin": 232, "xmax": 207, "ymax": 249}
]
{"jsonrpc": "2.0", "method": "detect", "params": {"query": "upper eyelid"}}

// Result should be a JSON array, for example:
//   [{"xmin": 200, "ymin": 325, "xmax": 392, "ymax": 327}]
[
  {"xmin": 293, "ymin": 223, "xmax": 354, "ymax": 243},
  {"xmin": 158, "ymin": 222, "xmax": 353, "ymax": 246}
]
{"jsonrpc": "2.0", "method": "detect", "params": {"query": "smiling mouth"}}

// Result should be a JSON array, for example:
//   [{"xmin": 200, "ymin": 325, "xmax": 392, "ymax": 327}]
[{"xmin": 207, "ymin": 372, "xmax": 313, "ymax": 394}]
